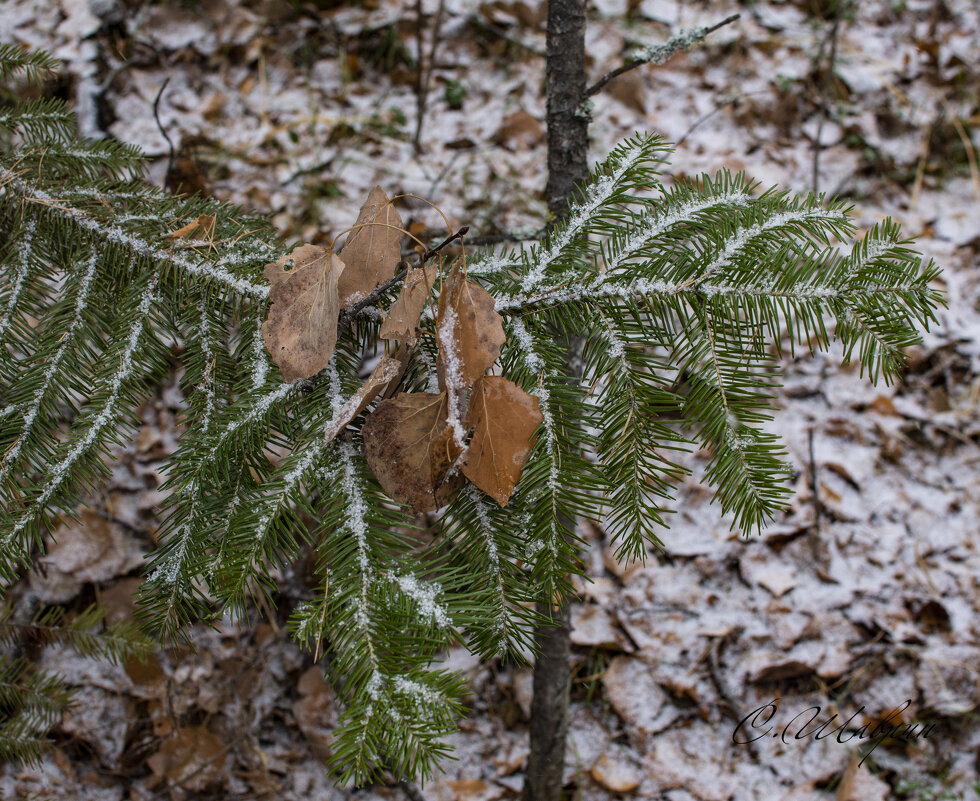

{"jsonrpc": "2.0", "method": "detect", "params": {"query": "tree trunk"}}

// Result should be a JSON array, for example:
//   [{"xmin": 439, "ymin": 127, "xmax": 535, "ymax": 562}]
[
  {"xmin": 523, "ymin": 2, "xmax": 589, "ymax": 800},
  {"xmin": 544, "ymin": 0, "xmax": 590, "ymax": 215}
]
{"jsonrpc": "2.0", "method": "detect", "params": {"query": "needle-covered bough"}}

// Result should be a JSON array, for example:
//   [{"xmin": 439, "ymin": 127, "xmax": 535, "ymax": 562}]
[{"xmin": 0, "ymin": 45, "xmax": 942, "ymax": 782}]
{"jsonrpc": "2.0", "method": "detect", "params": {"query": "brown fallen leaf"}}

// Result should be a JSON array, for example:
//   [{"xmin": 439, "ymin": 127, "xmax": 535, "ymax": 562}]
[
  {"xmin": 167, "ymin": 214, "xmax": 215, "ymax": 240},
  {"xmin": 292, "ymin": 667, "xmax": 337, "ymax": 761},
  {"xmin": 380, "ymin": 264, "xmax": 437, "ymax": 344},
  {"xmin": 461, "ymin": 376, "xmax": 541, "ymax": 506},
  {"xmin": 835, "ymin": 753, "xmax": 890, "ymax": 801},
  {"xmin": 262, "ymin": 244, "xmax": 345, "ymax": 382},
  {"xmin": 606, "ymin": 69, "xmax": 647, "ymax": 115},
  {"xmin": 492, "ymin": 110, "xmax": 544, "ymax": 151},
  {"xmin": 436, "ymin": 264, "xmax": 506, "ymax": 391},
  {"xmin": 147, "ymin": 725, "xmax": 226, "ymax": 792},
  {"xmin": 322, "ymin": 347, "xmax": 410, "ymax": 444},
  {"xmin": 362, "ymin": 392, "xmax": 463, "ymax": 512},
  {"xmin": 445, "ymin": 778, "xmax": 504, "ymax": 801},
  {"xmin": 338, "ymin": 186, "xmax": 405, "ymax": 306},
  {"xmin": 590, "ymin": 752, "xmax": 643, "ymax": 793},
  {"xmin": 602, "ymin": 655, "xmax": 669, "ymax": 735},
  {"xmin": 46, "ymin": 509, "xmax": 112, "ymax": 575}
]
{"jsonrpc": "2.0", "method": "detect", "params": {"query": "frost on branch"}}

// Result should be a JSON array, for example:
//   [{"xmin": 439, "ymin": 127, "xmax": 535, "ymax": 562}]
[
  {"xmin": 435, "ymin": 262, "xmax": 506, "ymax": 390},
  {"xmin": 322, "ymin": 347, "xmax": 409, "ymax": 445}
]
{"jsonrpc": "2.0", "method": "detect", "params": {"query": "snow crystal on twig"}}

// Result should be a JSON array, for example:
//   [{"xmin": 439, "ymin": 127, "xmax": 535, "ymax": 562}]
[
  {"xmin": 469, "ymin": 484, "xmax": 510, "ymax": 642},
  {"xmin": 631, "ymin": 26, "xmax": 708, "ymax": 65},
  {"xmin": 1, "ymin": 248, "xmax": 99, "ymax": 483},
  {"xmin": 3, "ymin": 169, "xmax": 270, "ymax": 299},
  {"xmin": 520, "ymin": 139, "xmax": 650, "ymax": 292},
  {"xmin": 197, "ymin": 298, "xmax": 216, "ymax": 435},
  {"xmin": 210, "ymin": 383, "xmax": 293, "ymax": 458},
  {"xmin": 0, "ymin": 218, "xmax": 36, "ymax": 343},
  {"xmin": 3, "ymin": 276, "xmax": 159, "ymax": 545},
  {"xmin": 436, "ymin": 303, "xmax": 467, "ymax": 446},
  {"xmin": 605, "ymin": 190, "xmax": 751, "ymax": 274},
  {"xmin": 508, "ymin": 318, "xmax": 544, "ymax": 371},
  {"xmin": 388, "ymin": 572, "xmax": 450, "ymax": 628},
  {"xmin": 250, "ymin": 315, "xmax": 269, "ymax": 389}
]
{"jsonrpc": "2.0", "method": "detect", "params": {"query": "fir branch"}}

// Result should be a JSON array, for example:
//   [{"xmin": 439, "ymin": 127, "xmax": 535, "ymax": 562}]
[
  {"xmin": 0, "ymin": 605, "xmax": 153, "ymax": 663},
  {"xmin": 0, "ymin": 250, "xmax": 100, "ymax": 486},
  {"xmin": 0, "ymin": 218, "xmax": 38, "ymax": 348},
  {"xmin": 0, "ymin": 276, "xmax": 162, "ymax": 581},
  {"xmin": 0, "ymin": 44, "xmax": 58, "ymax": 83},
  {"xmin": 0, "ymin": 169, "xmax": 272, "ymax": 300},
  {"xmin": 0, "ymin": 97, "xmax": 75, "ymax": 140}
]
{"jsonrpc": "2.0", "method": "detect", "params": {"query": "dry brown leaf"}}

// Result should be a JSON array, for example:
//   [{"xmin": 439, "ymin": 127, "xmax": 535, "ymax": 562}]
[
  {"xmin": 338, "ymin": 186, "xmax": 404, "ymax": 306},
  {"xmin": 323, "ymin": 347, "xmax": 410, "ymax": 444},
  {"xmin": 46, "ymin": 509, "xmax": 112, "ymax": 574},
  {"xmin": 436, "ymin": 264, "xmax": 506, "ymax": 391},
  {"xmin": 362, "ymin": 392, "xmax": 463, "ymax": 512},
  {"xmin": 835, "ymin": 754, "xmax": 890, "ymax": 801},
  {"xmin": 492, "ymin": 110, "xmax": 544, "ymax": 150},
  {"xmin": 445, "ymin": 778, "xmax": 504, "ymax": 801},
  {"xmin": 380, "ymin": 264, "xmax": 437, "ymax": 344},
  {"xmin": 167, "ymin": 214, "xmax": 215, "ymax": 240},
  {"xmin": 461, "ymin": 376, "xmax": 541, "ymax": 506},
  {"xmin": 292, "ymin": 667, "xmax": 337, "ymax": 761},
  {"xmin": 590, "ymin": 752, "xmax": 643, "ymax": 793},
  {"xmin": 602, "ymin": 655, "xmax": 669, "ymax": 735},
  {"xmin": 125, "ymin": 653, "xmax": 168, "ymax": 700},
  {"xmin": 147, "ymin": 726, "xmax": 226, "ymax": 792},
  {"xmin": 262, "ymin": 244, "xmax": 345, "ymax": 383}
]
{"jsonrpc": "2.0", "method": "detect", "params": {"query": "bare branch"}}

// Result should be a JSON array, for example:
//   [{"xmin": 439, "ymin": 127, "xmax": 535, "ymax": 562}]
[{"xmin": 584, "ymin": 14, "xmax": 740, "ymax": 99}]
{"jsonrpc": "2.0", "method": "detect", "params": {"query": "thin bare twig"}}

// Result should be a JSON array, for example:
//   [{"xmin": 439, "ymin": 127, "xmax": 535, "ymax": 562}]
[
  {"xmin": 909, "ymin": 124, "xmax": 931, "ymax": 210},
  {"xmin": 676, "ymin": 90, "xmax": 771, "ymax": 147},
  {"xmin": 466, "ymin": 229, "xmax": 544, "ymax": 246},
  {"xmin": 337, "ymin": 225, "xmax": 469, "ymax": 329},
  {"xmin": 152, "ymin": 77, "xmax": 174, "ymax": 185},
  {"xmin": 812, "ymin": 1, "xmax": 844, "ymax": 196},
  {"xmin": 951, "ymin": 114, "xmax": 980, "ymax": 201},
  {"xmin": 584, "ymin": 14, "xmax": 739, "ymax": 99},
  {"xmin": 413, "ymin": 0, "xmax": 447, "ymax": 154}
]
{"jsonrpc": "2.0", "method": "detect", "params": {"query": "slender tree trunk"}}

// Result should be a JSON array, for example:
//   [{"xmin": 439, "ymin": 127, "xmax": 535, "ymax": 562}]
[
  {"xmin": 544, "ymin": 0, "xmax": 590, "ymax": 214},
  {"xmin": 523, "ymin": 3, "xmax": 589, "ymax": 800}
]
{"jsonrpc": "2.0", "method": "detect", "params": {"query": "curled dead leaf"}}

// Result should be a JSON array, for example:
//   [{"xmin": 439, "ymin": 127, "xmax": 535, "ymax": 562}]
[
  {"xmin": 362, "ymin": 392, "xmax": 463, "ymax": 512},
  {"xmin": 147, "ymin": 725, "xmax": 226, "ymax": 791},
  {"xmin": 590, "ymin": 752, "xmax": 643, "ymax": 793},
  {"xmin": 492, "ymin": 110, "xmax": 544, "ymax": 151},
  {"xmin": 436, "ymin": 264, "xmax": 506, "ymax": 391},
  {"xmin": 293, "ymin": 667, "xmax": 337, "ymax": 761},
  {"xmin": 322, "ymin": 347, "xmax": 410, "ymax": 444},
  {"xmin": 461, "ymin": 376, "xmax": 542, "ymax": 506},
  {"xmin": 167, "ymin": 214, "xmax": 215, "ymax": 240},
  {"xmin": 261, "ymin": 244, "xmax": 345, "ymax": 383},
  {"xmin": 338, "ymin": 186, "xmax": 405, "ymax": 307},
  {"xmin": 380, "ymin": 264, "xmax": 437, "ymax": 344}
]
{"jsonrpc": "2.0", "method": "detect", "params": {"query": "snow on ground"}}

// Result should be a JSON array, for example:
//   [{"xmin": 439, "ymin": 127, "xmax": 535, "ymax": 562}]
[{"xmin": 2, "ymin": 0, "xmax": 979, "ymax": 799}]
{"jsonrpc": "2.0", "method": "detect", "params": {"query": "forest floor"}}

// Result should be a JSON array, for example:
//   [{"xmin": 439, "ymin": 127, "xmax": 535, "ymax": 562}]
[{"xmin": 2, "ymin": 0, "xmax": 980, "ymax": 799}]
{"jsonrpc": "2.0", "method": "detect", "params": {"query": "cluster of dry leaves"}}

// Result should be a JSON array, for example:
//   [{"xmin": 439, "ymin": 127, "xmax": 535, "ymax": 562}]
[{"xmin": 261, "ymin": 187, "xmax": 542, "ymax": 511}]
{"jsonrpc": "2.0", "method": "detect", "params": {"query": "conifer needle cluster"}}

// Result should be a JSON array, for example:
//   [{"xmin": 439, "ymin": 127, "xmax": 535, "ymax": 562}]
[{"xmin": 0, "ymin": 45, "xmax": 943, "ymax": 781}]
